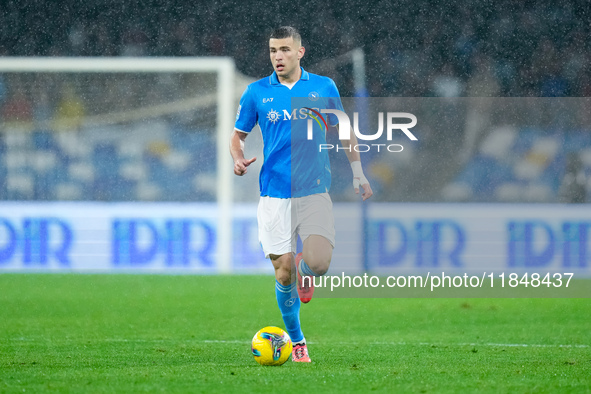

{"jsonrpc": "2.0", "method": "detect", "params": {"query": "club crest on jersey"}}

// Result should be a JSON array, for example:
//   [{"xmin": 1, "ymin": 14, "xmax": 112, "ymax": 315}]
[
  {"xmin": 308, "ymin": 91, "xmax": 320, "ymax": 101},
  {"xmin": 267, "ymin": 109, "xmax": 280, "ymax": 123}
]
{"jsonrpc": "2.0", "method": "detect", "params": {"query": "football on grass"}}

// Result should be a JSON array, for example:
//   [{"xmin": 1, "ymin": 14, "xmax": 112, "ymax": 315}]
[{"xmin": 251, "ymin": 326, "xmax": 292, "ymax": 366}]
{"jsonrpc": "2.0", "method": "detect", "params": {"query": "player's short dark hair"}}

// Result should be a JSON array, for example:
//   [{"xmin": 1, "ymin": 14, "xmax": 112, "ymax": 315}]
[{"xmin": 270, "ymin": 26, "xmax": 301, "ymax": 44}]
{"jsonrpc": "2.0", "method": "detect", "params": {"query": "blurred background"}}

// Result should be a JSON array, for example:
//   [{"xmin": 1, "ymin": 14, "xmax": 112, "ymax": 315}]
[{"xmin": 0, "ymin": 0, "xmax": 589, "ymax": 204}]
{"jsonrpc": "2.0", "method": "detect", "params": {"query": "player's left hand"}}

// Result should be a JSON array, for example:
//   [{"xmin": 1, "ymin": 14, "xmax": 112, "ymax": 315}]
[
  {"xmin": 353, "ymin": 176, "xmax": 373, "ymax": 201},
  {"xmin": 351, "ymin": 161, "xmax": 373, "ymax": 201}
]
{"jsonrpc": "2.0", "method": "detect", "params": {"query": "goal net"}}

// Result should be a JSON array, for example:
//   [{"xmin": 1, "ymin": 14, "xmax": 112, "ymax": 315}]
[{"xmin": 0, "ymin": 57, "xmax": 250, "ymax": 272}]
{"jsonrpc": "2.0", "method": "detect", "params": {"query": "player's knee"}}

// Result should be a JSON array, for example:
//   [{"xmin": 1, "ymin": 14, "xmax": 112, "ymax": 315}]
[
  {"xmin": 275, "ymin": 267, "xmax": 292, "ymax": 286},
  {"xmin": 271, "ymin": 253, "xmax": 294, "ymax": 285},
  {"xmin": 303, "ymin": 249, "xmax": 331, "ymax": 276}
]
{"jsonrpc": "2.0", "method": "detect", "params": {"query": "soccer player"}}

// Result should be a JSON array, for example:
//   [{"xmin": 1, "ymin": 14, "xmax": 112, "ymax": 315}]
[{"xmin": 230, "ymin": 26, "xmax": 372, "ymax": 363}]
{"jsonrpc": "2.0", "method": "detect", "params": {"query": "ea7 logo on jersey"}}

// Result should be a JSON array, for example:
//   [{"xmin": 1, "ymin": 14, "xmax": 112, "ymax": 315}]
[{"xmin": 263, "ymin": 98, "xmax": 273, "ymax": 103}]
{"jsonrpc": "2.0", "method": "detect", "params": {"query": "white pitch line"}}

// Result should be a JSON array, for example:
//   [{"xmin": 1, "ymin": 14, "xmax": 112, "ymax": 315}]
[{"xmin": 9, "ymin": 338, "xmax": 589, "ymax": 348}]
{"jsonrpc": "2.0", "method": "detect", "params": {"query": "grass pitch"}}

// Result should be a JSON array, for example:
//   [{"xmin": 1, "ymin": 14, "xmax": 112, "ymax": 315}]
[{"xmin": 0, "ymin": 274, "xmax": 589, "ymax": 393}]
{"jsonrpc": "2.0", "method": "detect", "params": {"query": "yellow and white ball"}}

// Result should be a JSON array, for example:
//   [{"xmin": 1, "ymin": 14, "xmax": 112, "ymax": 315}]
[{"xmin": 251, "ymin": 326, "xmax": 292, "ymax": 366}]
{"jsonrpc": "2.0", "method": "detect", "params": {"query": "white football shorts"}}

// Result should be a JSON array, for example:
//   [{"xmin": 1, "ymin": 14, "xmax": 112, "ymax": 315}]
[{"xmin": 257, "ymin": 192, "xmax": 335, "ymax": 258}]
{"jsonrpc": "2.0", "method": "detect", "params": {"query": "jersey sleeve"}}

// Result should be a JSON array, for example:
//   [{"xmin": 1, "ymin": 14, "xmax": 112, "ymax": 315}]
[
  {"xmin": 234, "ymin": 85, "xmax": 258, "ymax": 133},
  {"xmin": 326, "ymin": 78, "xmax": 345, "ymax": 126}
]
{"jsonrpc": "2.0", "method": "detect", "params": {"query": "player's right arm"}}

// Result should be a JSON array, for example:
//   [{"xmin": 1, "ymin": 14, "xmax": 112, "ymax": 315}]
[
  {"xmin": 230, "ymin": 129, "xmax": 256, "ymax": 176},
  {"xmin": 230, "ymin": 85, "xmax": 258, "ymax": 176}
]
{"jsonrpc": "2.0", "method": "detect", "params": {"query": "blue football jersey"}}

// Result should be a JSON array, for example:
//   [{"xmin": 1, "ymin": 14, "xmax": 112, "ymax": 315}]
[{"xmin": 235, "ymin": 67, "xmax": 344, "ymax": 198}]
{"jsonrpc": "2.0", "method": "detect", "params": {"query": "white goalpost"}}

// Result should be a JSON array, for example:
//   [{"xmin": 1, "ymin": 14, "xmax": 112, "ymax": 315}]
[{"xmin": 0, "ymin": 57, "xmax": 237, "ymax": 273}]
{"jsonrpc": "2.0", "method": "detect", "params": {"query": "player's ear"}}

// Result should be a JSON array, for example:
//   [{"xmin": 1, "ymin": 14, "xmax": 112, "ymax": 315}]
[{"xmin": 298, "ymin": 45, "xmax": 305, "ymax": 60}]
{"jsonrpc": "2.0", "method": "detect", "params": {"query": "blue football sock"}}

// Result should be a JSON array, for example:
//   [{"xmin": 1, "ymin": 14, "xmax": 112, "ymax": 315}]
[
  {"xmin": 299, "ymin": 258, "xmax": 321, "ymax": 276},
  {"xmin": 275, "ymin": 280, "xmax": 304, "ymax": 343}
]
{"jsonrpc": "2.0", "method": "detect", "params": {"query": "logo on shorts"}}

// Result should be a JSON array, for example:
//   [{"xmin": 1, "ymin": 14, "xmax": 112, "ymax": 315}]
[
  {"xmin": 284, "ymin": 297, "xmax": 297, "ymax": 307},
  {"xmin": 267, "ymin": 109, "xmax": 280, "ymax": 123}
]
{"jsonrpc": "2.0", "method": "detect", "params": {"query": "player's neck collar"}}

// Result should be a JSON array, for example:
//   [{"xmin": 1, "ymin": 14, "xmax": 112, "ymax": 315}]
[{"xmin": 270, "ymin": 67, "xmax": 309, "ymax": 85}]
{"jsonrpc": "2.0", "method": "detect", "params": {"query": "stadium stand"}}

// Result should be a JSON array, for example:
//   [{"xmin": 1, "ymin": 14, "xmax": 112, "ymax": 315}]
[{"xmin": 0, "ymin": 0, "xmax": 589, "ymax": 202}]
